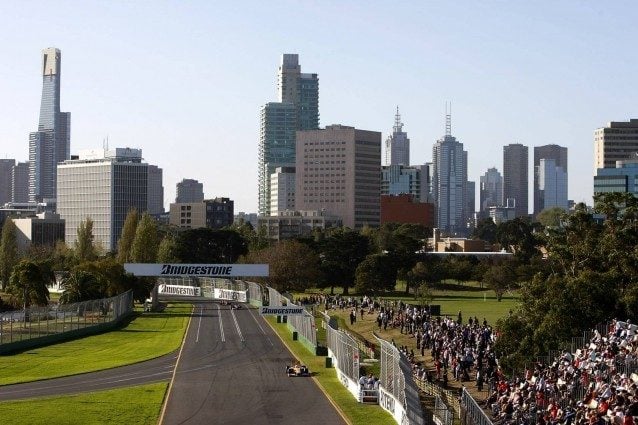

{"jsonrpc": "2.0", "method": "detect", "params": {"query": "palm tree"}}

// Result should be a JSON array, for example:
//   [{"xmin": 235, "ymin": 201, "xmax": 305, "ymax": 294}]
[
  {"xmin": 60, "ymin": 270, "xmax": 103, "ymax": 304},
  {"xmin": 7, "ymin": 260, "xmax": 51, "ymax": 311}
]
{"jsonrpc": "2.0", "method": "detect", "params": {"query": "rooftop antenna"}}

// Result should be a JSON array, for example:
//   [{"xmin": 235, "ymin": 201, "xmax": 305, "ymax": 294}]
[
  {"xmin": 106, "ymin": 135, "xmax": 109, "ymax": 151},
  {"xmin": 445, "ymin": 102, "xmax": 452, "ymax": 136},
  {"xmin": 393, "ymin": 105, "xmax": 403, "ymax": 133}
]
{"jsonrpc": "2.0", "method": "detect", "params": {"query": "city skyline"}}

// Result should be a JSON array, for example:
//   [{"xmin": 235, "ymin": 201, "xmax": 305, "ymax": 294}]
[{"xmin": 1, "ymin": 2, "xmax": 637, "ymax": 213}]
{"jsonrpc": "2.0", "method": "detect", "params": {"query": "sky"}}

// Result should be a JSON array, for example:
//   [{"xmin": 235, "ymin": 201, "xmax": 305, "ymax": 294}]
[{"xmin": 1, "ymin": 1, "xmax": 637, "ymax": 214}]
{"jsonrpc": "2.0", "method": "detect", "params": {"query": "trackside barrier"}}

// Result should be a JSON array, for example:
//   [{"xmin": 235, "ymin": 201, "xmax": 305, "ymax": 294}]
[
  {"xmin": 375, "ymin": 334, "xmax": 425, "ymax": 425},
  {"xmin": 434, "ymin": 395, "xmax": 454, "ymax": 425},
  {"xmin": 266, "ymin": 287, "xmax": 317, "ymax": 354},
  {"xmin": 460, "ymin": 388, "xmax": 493, "ymax": 425},
  {"xmin": 323, "ymin": 312, "xmax": 368, "ymax": 402},
  {"xmin": 0, "ymin": 290, "xmax": 134, "ymax": 354},
  {"xmin": 414, "ymin": 379, "xmax": 460, "ymax": 418}
]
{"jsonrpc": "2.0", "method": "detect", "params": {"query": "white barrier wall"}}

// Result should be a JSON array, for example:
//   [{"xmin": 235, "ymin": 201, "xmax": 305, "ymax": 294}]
[
  {"xmin": 379, "ymin": 387, "xmax": 409, "ymax": 425},
  {"xmin": 328, "ymin": 348, "xmax": 361, "ymax": 400}
]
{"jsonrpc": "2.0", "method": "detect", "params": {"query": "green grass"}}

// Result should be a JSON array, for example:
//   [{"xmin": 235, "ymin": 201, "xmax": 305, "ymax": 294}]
[
  {"xmin": 267, "ymin": 317, "xmax": 394, "ymax": 425},
  {"xmin": 0, "ymin": 382, "xmax": 167, "ymax": 425},
  {"xmin": 0, "ymin": 302, "xmax": 191, "ymax": 385}
]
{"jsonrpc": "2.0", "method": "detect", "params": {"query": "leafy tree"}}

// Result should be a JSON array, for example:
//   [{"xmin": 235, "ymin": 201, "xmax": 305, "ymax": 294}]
[
  {"xmin": 496, "ymin": 217, "xmax": 541, "ymax": 262},
  {"xmin": 60, "ymin": 269, "xmax": 104, "ymax": 303},
  {"xmin": 0, "ymin": 219, "xmax": 19, "ymax": 290},
  {"xmin": 243, "ymin": 240, "xmax": 318, "ymax": 293},
  {"xmin": 316, "ymin": 228, "xmax": 370, "ymax": 295},
  {"xmin": 157, "ymin": 235, "xmax": 178, "ymax": 263},
  {"xmin": 173, "ymin": 228, "xmax": 248, "ymax": 263},
  {"xmin": 354, "ymin": 254, "xmax": 398, "ymax": 294},
  {"xmin": 535, "ymin": 207, "xmax": 566, "ymax": 228},
  {"xmin": 7, "ymin": 260, "xmax": 52, "ymax": 308},
  {"xmin": 472, "ymin": 218, "xmax": 498, "ymax": 243},
  {"xmin": 232, "ymin": 221, "xmax": 269, "ymax": 252},
  {"xmin": 482, "ymin": 262, "xmax": 514, "ymax": 301},
  {"xmin": 75, "ymin": 217, "xmax": 97, "ymax": 262},
  {"xmin": 73, "ymin": 258, "xmax": 130, "ymax": 297},
  {"xmin": 117, "ymin": 208, "xmax": 139, "ymax": 263},
  {"xmin": 130, "ymin": 213, "xmax": 159, "ymax": 263}
]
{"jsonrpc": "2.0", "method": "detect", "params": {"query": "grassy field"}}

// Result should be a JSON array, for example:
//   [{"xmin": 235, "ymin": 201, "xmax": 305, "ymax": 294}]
[
  {"xmin": 266, "ymin": 317, "xmax": 394, "ymax": 425},
  {"xmin": 0, "ymin": 382, "xmax": 167, "ymax": 425},
  {"xmin": 0, "ymin": 302, "xmax": 191, "ymax": 385}
]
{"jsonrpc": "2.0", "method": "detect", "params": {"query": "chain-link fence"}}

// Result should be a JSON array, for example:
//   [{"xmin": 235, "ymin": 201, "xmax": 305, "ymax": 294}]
[
  {"xmin": 0, "ymin": 290, "xmax": 134, "ymax": 351},
  {"xmin": 265, "ymin": 287, "xmax": 317, "ymax": 351},
  {"xmin": 325, "ymin": 318, "xmax": 360, "ymax": 382},
  {"xmin": 375, "ymin": 334, "xmax": 426, "ymax": 425},
  {"xmin": 434, "ymin": 395, "xmax": 454, "ymax": 425}
]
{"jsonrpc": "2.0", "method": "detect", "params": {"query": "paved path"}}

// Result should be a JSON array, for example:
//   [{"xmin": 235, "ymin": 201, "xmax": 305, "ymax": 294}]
[{"xmin": 161, "ymin": 300, "xmax": 346, "ymax": 425}]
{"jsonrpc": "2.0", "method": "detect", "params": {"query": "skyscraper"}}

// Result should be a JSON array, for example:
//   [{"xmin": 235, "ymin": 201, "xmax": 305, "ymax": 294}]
[
  {"xmin": 258, "ymin": 54, "xmax": 319, "ymax": 216},
  {"xmin": 296, "ymin": 125, "xmax": 381, "ymax": 229},
  {"xmin": 479, "ymin": 167, "xmax": 503, "ymax": 214},
  {"xmin": 594, "ymin": 119, "xmax": 638, "ymax": 171},
  {"xmin": 11, "ymin": 162, "xmax": 29, "ymax": 203},
  {"xmin": 176, "ymin": 178, "xmax": 204, "ymax": 203},
  {"xmin": 147, "ymin": 165, "xmax": 164, "ymax": 215},
  {"xmin": 503, "ymin": 144, "xmax": 529, "ymax": 218},
  {"xmin": 28, "ymin": 48, "xmax": 71, "ymax": 202},
  {"xmin": 0, "ymin": 159, "xmax": 15, "ymax": 205},
  {"xmin": 384, "ymin": 107, "xmax": 410, "ymax": 166},
  {"xmin": 537, "ymin": 159, "xmax": 568, "ymax": 211},
  {"xmin": 534, "ymin": 144, "xmax": 567, "ymax": 215},
  {"xmin": 432, "ymin": 113, "xmax": 468, "ymax": 235}
]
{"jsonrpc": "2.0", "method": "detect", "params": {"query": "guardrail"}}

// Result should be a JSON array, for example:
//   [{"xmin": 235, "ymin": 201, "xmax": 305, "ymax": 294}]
[
  {"xmin": 460, "ymin": 387, "xmax": 493, "ymax": 425},
  {"xmin": 0, "ymin": 290, "xmax": 134, "ymax": 354}
]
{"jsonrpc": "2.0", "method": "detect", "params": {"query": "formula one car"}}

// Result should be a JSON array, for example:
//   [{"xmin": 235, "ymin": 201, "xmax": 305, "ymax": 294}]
[
  {"xmin": 286, "ymin": 363, "xmax": 310, "ymax": 377},
  {"xmin": 231, "ymin": 303, "xmax": 242, "ymax": 310}
]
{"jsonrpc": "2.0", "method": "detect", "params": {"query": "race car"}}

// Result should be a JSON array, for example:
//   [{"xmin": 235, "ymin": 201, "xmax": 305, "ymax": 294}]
[
  {"xmin": 231, "ymin": 303, "xmax": 242, "ymax": 310},
  {"xmin": 286, "ymin": 363, "xmax": 310, "ymax": 377}
]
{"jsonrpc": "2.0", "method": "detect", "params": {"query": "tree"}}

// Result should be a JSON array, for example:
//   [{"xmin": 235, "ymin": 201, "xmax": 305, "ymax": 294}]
[
  {"xmin": 117, "ymin": 208, "xmax": 139, "ymax": 263},
  {"xmin": 73, "ymin": 258, "xmax": 130, "ymax": 297},
  {"xmin": 316, "ymin": 228, "xmax": 370, "ymax": 295},
  {"xmin": 472, "ymin": 218, "xmax": 497, "ymax": 243},
  {"xmin": 173, "ymin": 228, "xmax": 248, "ymax": 263},
  {"xmin": 535, "ymin": 207, "xmax": 566, "ymax": 228},
  {"xmin": 0, "ymin": 219, "xmax": 19, "ymax": 290},
  {"xmin": 75, "ymin": 217, "xmax": 97, "ymax": 262},
  {"xmin": 243, "ymin": 240, "xmax": 318, "ymax": 293},
  {"xmin": 157, "ymin": 235, "xmax": 178, "ymax": 263},
  {"xmin": 130, "ymin": 213, "xmax": 159, "ymax": 263},
  {"xmin": 7, "ymin": 260, "xmax": 51, "ymax": 308},
  {"xmin": 482, "ymin": 263, "xmax": 514, "ymax": 301},
  {"xmin": 60, "ymin": 269, "xmax": 103, "ymax": 303},
  {"xmin": 354, "ymin": 254, "xmax": 398, "ymax": 294},
  {"xmin": 496, "ymin": 217, "xmax": 541, "ymax": 261}
]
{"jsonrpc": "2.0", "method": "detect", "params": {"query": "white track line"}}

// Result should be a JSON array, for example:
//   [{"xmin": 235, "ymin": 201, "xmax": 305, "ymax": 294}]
[
  {"xmin": 217, "ymin": 304, "xmax": 225, "ymax": 342},
  {"xmin": 230, "ymin": 308, "xmax": 244, "ymax": 342},
  {"xmin": 195, "ymin": 307, "xmax": 203, "ymax": 343},
  {"xmin": 248, "ymin": 306, "xmax": 273, "ymax": 346}
]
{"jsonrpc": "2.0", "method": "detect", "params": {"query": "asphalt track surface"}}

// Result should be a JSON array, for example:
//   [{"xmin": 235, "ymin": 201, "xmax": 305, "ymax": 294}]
[
  {"xmin": 0, "ymin": 301, "xmax": 346, "ymax": 425},
  {"xmin": 161, "ymin": 300, "xmax": 346, "ymax": 425}
]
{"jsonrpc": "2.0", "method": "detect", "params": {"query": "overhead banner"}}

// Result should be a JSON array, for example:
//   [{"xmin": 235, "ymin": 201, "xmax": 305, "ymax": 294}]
[
  {"xmin": 158, "ymin": 284, "xmax": 201, "ymax": 297},
  {"xmin": 213, "ymin": 288, "xmax": 247, "ymax": 302},
  {"xmin": 259, "ymin": 306, "xmax": 306, "ymax": 316},
  {"xmin": 124, "ymin": 263, "xmax": 269, "ymax": 277}
]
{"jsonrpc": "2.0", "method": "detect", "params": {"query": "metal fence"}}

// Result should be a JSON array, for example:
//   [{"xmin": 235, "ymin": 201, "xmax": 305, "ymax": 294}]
[
  {"xmin": 0, "ymin": 290, "xmax": 134, "ymax": 346},
  {"xmin": 325, "ymin": 318, "xmax": 360, "ymax": 382},
  {"xmin": 434, "ymin": 395, "xmax": 454, "ymax": 425},
  {"xmin": 460, "ymin": 387, "xmax": 493, "ymax": 425},
  {"xmin": 415, "ymin": 379, "xmax": 460, "ymax": 418},
  {"xmin": 265, "ymin": 287, "xmax": 317, "ymax": 349},
  {"xmin": 376, "ymin": 334, "xmax": 426, "ymax": 425},
  {"xmin": 243, "ymin": 280, "xmax": 263, "ymax": 306}
]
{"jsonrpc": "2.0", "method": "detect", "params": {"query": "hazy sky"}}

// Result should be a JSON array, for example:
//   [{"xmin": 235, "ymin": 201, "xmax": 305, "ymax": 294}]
[{"xmin": 1, "ymin": 1, "xmax": 637, "ymax": 213}]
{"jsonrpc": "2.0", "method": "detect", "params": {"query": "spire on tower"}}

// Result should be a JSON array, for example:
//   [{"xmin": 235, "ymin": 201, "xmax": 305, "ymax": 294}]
[
  {"xmin": 393, "ymin": 106, "xmax": 403, "ymax": 133},
  {"xmin": 445, "ymin": 102, "xmax": 452, "ymax": 136}
]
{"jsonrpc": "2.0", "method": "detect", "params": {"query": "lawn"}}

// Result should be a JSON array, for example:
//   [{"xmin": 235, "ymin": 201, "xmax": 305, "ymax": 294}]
[
  {"xmin": 266, "ymin": 317, "xmax": 394, "ymax": 425},
  {"xmin": 0, "ymin": 302, "xmax": 191, "ymax": 385},
  {"xmin": 0, "ymin": 382, "xmax": 167, "ymax": 425}
]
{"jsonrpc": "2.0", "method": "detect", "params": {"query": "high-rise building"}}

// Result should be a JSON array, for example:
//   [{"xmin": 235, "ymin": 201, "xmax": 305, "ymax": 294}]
[
  {"xmin": 381, "ymin": 164, "xmax": 431, "ymax": 203},
  {"xmin": 594, "ymin": 156, "xmax": 638, "ymax": 196},
  {"xmin": 479, "ymin": 167, "xmax": 503, "ymax": 214},
  {"xmin": 258, "ymin": 54, "xmax": 318, "ymax": 216},
  {"xmin": 57, "ymin": 148, "xmax": 148, "ymax": 252},
  {"xmin": 0, "ymin": 159, "xmax": 15, "ymax": 205},
  {"xmin": 503, "ymin": 144, "xmax": 529, "ymax": 218},
  {"xmin": 28, "ymin": 48, "xmax": 71, "ymax": 203},
  {"xmin": 384, "ymin": 107, "xmax": 410, "ymax": 166},
  {"xmin": 432, "ymin": 115, "xmax": 468, "ymax": 235},
  {"xmin": 176, "ymin": 178, "xmax": 204, "ymax": 203},
  {"xmin": 536, "ymin": 159, "xmax": 568, "ymax": 211},
  {"xmin": 466, "ymin": 180, "xmax": 476, "ymax": 227},
  {"xmin": 270, "ymin": 166, "xmax": 295, "ymax": 216},
  {"xmin": 147, "ymin": 165, "xmax": 164, "ymax": 215},
  {"xmin": 296, "ymin": 125, "xmax": 381, "ymax": 229},
  {"xmin": 534, "ymin": 144, "xmax": 567, "ymax": 215},
  {"xmin": 11, "ymin": 162, "xmax": 29, "ymax": 203},
  {"xmin": 594, "ymin": 119, "xmax": 638, "ymax": 171}
]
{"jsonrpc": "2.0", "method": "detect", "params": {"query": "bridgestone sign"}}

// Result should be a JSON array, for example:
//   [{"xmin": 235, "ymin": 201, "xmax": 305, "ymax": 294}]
[
  {"xmin": 158, "ymin": 284, "xmax": 201, "ymax": 297},
  {"xmin": 259, "ymin": 307, "xmax": 305, "ymax": 316},
  {"xmin": 213, "ymin": 288, "xmax": 247, "ymax": 302},
  {"xmin": 124, "ymin": 263, "xmax": 269, "ymax": 277}
]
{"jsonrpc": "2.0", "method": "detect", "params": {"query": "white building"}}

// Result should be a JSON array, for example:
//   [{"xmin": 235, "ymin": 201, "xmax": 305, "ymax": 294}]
[
  {"xmin": 269, "ymin": 166, "xmax": 295, "ymax": 216},
  {"xmin": 57, "ymin": 148, "xmax": 148, "ymax": 252},
  {"xmin": 432, "ymin": 132, "xmax": 468, "ymax": 235}
]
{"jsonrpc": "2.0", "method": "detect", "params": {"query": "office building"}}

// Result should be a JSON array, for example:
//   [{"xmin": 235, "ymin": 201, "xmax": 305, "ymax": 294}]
[
  {"xmin": 12, "ymin": 212, "xmax": 65, "ymax": 252},
  {"xmin": 258, "ymin": 54, "xmax": 319, "ymax": 216},
  {"xmin": 28, "ymin": 48, "xmax": 71, "ymax": 202},
  {"xmin": 594, "ymin": 119, "xmax": 638, "ymax": 170},
  {"xmin": 234, "ymin": 212, "xmax": 258, "ymax": 229},
  {"xmin": 594, "ymin": 157, "xmax": 638, "ymax": 196},
  {"xmin": 11, "ymin": 162, "xmax": 29, "ymax": 203},
  {"xmin": 296, "ymin": 125, "xmax": 381, "ymax": 229},
  {"xmin": 147, "ymin": 165, "xmax": 164, "ymax": 215},
  {"xmin": 380, "ymin": 194, "xmax": 435, "ymax": 227},
  {"xmin": 503, "ymin": 144, "xmax": 529, "ymax": 218},
  {"xmin": 381, "ymin": 164, "xmax": 431, "ymax": 203},
  {"xmin": 432, "ymin": 116, "xmax": 468, "ymax": 235},
  {"xmin": 0, "ymin": 159, "xmax": 15, "ymax": 205},
  {"xmin": 536, "ymin": 159, "xmax": 568, "ymax": 211},
  {"xmin": 466, "ymin": 180, "xmax": 476, "ymax": 228},
  {"xmin": 258, "ymin": 210, "xmax": 341, "ymax": 241},
  {"xmin": 270, "ymin": 166, "xmax": 295, "ymax": 216},
  {"xmin": 175, "ymin": 178, "xmax": 204, "ymax": 203},
  {"xmin": 57, "ymin": 148, "xmax": 148, "ymax": 252},
  {"xmin": 384, "ymin": 107, "xmax": 410, "ymax": 166},
  {"xmin": 169, "ymin": 197, "xmax": 234, "ymax": 229},
  {"xmin": 479, "ymin": 167, "xmax": 503, "ymax": 215},
  {"xmin": 534, "ymin": 144, "xmax": 568, "ymax": 214}
]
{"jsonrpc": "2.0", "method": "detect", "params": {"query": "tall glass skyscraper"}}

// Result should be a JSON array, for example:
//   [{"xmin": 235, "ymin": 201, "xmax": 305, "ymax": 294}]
[
  {"xmin": 29, "ymin": 47, "xmax": 71, "ymax": 202},
  {"xmin": 258, "ymin": 54, "xmax": 319, "ymax": 216}
]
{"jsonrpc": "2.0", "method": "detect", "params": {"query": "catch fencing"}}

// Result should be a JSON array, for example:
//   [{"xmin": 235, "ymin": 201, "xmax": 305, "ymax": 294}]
[
  {"xmin": 434, "ymin": 395, "xmax": 454, "ymax": 425},
  {"xmin": 460, "ymin": 388, "xmax": 493, "ymax": 425},
  {"xmin": 325, "ymin": 316, "xmax": 360, "ymax": 383},
  {"xmin": 375, "ymin": 334, "xmax": 425, "ymax": 425},
  {"xmin": 266, "ymin": 286, "xmax": 317, "ymax": 352},
  {"xmin": 414, "ymin": 379, "xmax": 459, "ymax": 424},
  {"xmin": 0, "ymin": 290, "xmax": 134, "ymax": 354}
]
